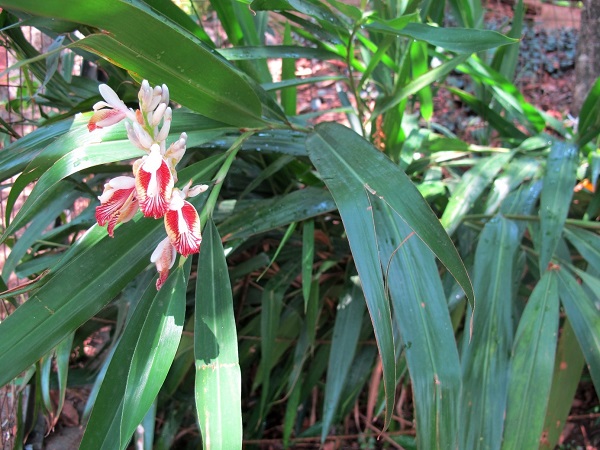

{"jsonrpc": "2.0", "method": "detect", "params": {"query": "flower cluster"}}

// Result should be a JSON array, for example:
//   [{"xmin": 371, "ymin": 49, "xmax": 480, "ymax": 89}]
[{"xmin": 89, "ymin": 81, "xmax": 207, "ymax": 289}]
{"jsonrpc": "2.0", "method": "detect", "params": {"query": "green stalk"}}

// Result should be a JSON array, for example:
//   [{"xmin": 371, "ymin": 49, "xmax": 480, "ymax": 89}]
[{"xmin": 199, "ymin": 130, "xmax": 255, "ymax": 228}]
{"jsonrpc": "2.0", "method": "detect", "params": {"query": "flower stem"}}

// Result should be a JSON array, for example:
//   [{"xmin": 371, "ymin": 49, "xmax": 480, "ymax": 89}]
[{"xmin": 200, "ymin": 130, "xmax": 255, "ymax": 228}]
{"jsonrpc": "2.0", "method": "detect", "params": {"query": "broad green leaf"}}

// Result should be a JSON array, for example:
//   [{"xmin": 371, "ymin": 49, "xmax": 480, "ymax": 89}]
[
  {"xmin": 0, "ymin": 155, "xmax": 224, "ymax": 386},
  {"xmin": 462, "ymin": 58, "xmax": 545, "ymax": 134},
  {"xmin": 366, "ymin": 23, "xmax": 517, "ymax": 54},
  {"xmin": 564, "ymin": 227, "xmax": 600, "ymax": 270},
  {"xmin": 502, "ymin": 271, "xmax": 559, "ymax": 450},
  {"xmin": 373, "ymin": 55, "xmax": 469, "ymax": 118},
  {"xmin": 80, "ymin": 258, "xmax": 190, "ymax": 450},
  {"xmin": 143, "ymin": 0, "xmax": 214, "ymax": 46},
  {"xmin": 218, "ymin": 45, "xmax": 341, "ymax": 61},
  {"xmin": 373, "ymin": 200, "xmax": 461, "ymax": 450},
  {"xmin": 557, "ymin": 268, "xmax": 600, "ymax": 397},
  {"xmin": 0, "ymin": 115, "xmax": 74, "ymax": 181},
  {"xmin": 195, "ymin": 220, "xmax": 242, "ymax": 450},
  {"xmin": 460, "ymin": 216, "xmax": 519, "ymax": 450},
  {"xmin": 441, "ymin": 152, "xmax": 513, "ymax": 235},
  {"xmin": 321, "ymin": 283, "xmax": 365, "ymax": 442},
  {"xmin": 577, "ymin": 76, "xmax": 600, "ymax": 146},
  {"xmin": 262, "ymin": 75, "xmax": 345, "ymax": 92},
  {"xmin": 539, "ymin": 318, "xmax": 585, "ymax": 450},
  {"xmin": 539, "ymin": 142, "xmax": 578, "ymax": 269},
  {"xmin": 307, "ymin": 122, "xmax": 474, "ymax": 428},
  {"xmin": 2, "ymin": 184, "xmax": 79, "ymax": 278},
  {"xmin": 218, "ymin": 187, "xmax": 336, "ymax": 240},
  {"xmin": 484, "ymin": 158, "xmax": 540, "ymax": 214},
  {"xmin": 1, "ymin": 0, "xmax": 267, "ymax": 127}
]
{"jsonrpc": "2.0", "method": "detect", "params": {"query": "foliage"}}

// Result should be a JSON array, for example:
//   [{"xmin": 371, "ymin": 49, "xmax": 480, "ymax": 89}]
[{"xmin": 0, "ymin": 0, "xmax": 598, "ymax": 449}]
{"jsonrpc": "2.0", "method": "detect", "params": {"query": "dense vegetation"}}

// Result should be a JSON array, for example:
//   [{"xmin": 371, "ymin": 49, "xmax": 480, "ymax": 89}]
[{"xmin": 0, "ymin": 0, "xmax": 598, "ymax": 448}]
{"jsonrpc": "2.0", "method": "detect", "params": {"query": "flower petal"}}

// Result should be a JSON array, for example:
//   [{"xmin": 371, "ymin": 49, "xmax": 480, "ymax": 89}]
[
  {"xmin": 164, "ymin": 199, "xmax": 201, "ymax": 256},
  {"xmin": 135, "ymin": 146, "xmax": 174, "ymax": 218},
  {"xmin": 95, "ymin": 177, "xmax": 138, "ymax": 237},
  {"xmin": 150, "ymin": 237, "xmax": 177, "ymax": 290},
  {"xmin": 88, "ymin": 108, "xmax": 126, "ymax": 132}
]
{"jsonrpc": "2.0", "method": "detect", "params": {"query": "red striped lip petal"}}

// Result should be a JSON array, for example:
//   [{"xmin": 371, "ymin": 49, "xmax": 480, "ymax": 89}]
[
  {"xmin": 164, "ymin": 199, "xmax": 201, "ymax": 256},
  {"xmin": 95, "ymin": 177, "xmax": 138, "ymax": 237},
  {"xmin": 135, "ymin": 148, "xmax": 174, "ymax": 219},
  {"xmin": 88, "ymin": 108, "xmax": 126, "ymax": 132}
]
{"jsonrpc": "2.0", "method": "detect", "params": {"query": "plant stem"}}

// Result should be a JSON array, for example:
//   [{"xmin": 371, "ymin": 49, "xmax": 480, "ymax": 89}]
[
  {"xmin": 346, "ymin": 26, "xmax": 367, "ymax": 136},
  {"xmin": 199, "ymin": 130, "xmax": 255, "ymax": 228},
  {"xmin": 463, "ymin": 213, "xmax": 600, "ymax": 230}
]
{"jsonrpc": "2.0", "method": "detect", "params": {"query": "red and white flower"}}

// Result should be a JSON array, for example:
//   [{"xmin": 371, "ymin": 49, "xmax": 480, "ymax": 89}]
[
  {"xmin": 134, "ymin": 144, "xmax": 174, "ymax": 219},
  {"xmin": 95, "ymin": 176, "xmax": 139, "ymax": 237},
  {"xmin": 164, "ymin": 187, "xmax": 202, "ymax": 256},
  {"xmin": 150, "ymin": 237, "xmax": 177, "ymax": 290},
  {"xmin": 88, "ymin": 84, "xmax": 136, "ymax": 132}
]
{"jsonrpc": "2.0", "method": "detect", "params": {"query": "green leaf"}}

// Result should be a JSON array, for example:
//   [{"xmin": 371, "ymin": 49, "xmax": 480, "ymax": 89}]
[
  {"xmin": 257, "ymin": 261, "xmax": 301, "ymax": 420},
  {"xmin": 281, "ymin": 23, "xmax": 297, "ymax": 116},
  {"xmin": 218, "ymin": 45, "xmax": 341, "ymax": 61},
  {"xmin": 539, "ymin": 318, "xmax": 585, "ymax": 450},
  {"xmin": 577, "ymin": 76, "xmax": 600, "ymax": 146},
  {"xmin": 460, "ymin": 216, "xmax": 519, "ymax": 450},
  {"xmin": 373, "ymin": 200, "xmax": 461, "ymax": 450},
  {"xmin": 441, "ymin": 153, "xmax": 513, "ymax": 235},
  {"xmin": 373, "ymin": 55, "xmax": 469, "ymax": 118},
  {"xmin": 557, "ymin": 268, "xmax": 600, "ymax": 397},
  {"xmin": 0, "ymin": 116, "xmax": 73, "ymax": 181},
  {"xmin": 219, "ymin": 187, "xmax": 336, "ymax": 240},
  {"xmin": 447, "ymin": 87, "xmax": 528, "ymax": 140},
  {"xmin": 365, "ymin": 23, "xmax": 517, "ymax": 53},
  {"xmin": 301, "ymin": 219, "xmax": 314, "ymax": 309},
  {"xmin": 2, "ymin": 183, "xmax": 79, "ymax": 278},
  {"xmin": 195, "ymin": 219, "xmax": 242, "ymax": 450},
  {"xmin": 564, "ymin": 227, "xmax": 600, "ymax": 270},
  {"xmin": 307, "ymin": 122, "xmax": 474, "ymax": 428},
  {"xmin": 321, "ymin": 283, "xmax": 365, "ymax": 442},
  {"xmin": 462, "ymin": 58, "xmax": 546, "ymax": 134},
  {"xmin": 80, "ymin": 258, "xmax": 190, "ymax": 450},
  {"xmin": 501, "ymin": 271, "xmax": 559, "ymax": 450},
  {"xmin": 0, "ymin": 155, "xmax": 224, "ymax": 386},
  {"xmin": 2, "ymin": 0, "xmax": 267, "ymax": 127},
  {"xmin": 490, "ymin": 0, "xmax": 523, "ymax": 82},
  {"xmin": 539, "ymin": 142, "xmax": 578, "ymax": 269},
  {"xmin": 411, "ymin": 41, "xmax": 433, "ymax": 121}
]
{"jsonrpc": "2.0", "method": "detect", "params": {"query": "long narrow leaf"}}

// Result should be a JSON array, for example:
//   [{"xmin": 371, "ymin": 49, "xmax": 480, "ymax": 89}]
[
  {"xmin": 441, "ymin": 153, "xmax": 513, "ymax": 235},
  {"xmin": 195, "ymin": 219, "xmax": 242, "ymax": 450},
  {"xmin": 539, "ymin": 142, "xmax": 578, "ymax": 269},
  {"xmin": 321, "ymin": 283, "xmax": 365, "ymax": 442},
  {"xmin": 307, "ymin": 122, "xmax": 474, "ymax": 428},
  {"xmin": 80, "ymin": 258, "xmax": 190, "ymax": 449},
  {"xmin": 557, "ymin": 268, "xmax": 600, "ymax": 397},
  {"xmin": 460, "ymin": 216, "xmax": 519, "ymax": 450},
  {"xmin": 373, "ymin": 200, "xmax": 461, "ymax": 450},
  {"xmin": 1, "ymin": 0, "xmax": 268, "ymax": 127},
  {"xmin": 501, "ymin": 271, "xmax": 559, "ymax": 449}
]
